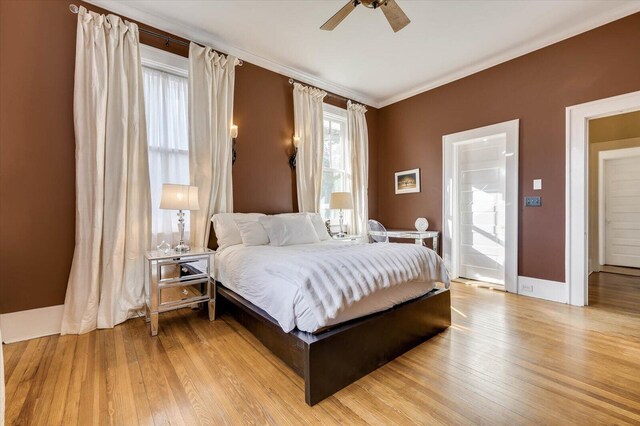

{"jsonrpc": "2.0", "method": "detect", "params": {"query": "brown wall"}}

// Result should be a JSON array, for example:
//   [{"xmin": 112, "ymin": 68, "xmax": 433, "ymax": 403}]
[
  {"xmin": 0, "ymin": 0, "xmax": 378, "ymax": 314},
  {"xmin": 376, "ymin": 13, "xmax": 640, "ymax": 283},
  {"xmin": 0, "ymin": 0, "xmax": 77, "ymax": 314}
]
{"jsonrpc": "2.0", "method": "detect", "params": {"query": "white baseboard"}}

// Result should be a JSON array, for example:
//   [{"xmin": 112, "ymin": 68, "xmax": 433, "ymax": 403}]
[
  {"xmin": 517, "ymin": 276, "xmax": 567, "ymax": 304},
  {"xmin": 0, "ymin": 305, "xmax": 63, "ymax": 344}
]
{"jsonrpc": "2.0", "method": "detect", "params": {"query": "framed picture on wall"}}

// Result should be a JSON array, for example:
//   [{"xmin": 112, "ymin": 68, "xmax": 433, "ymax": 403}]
[{"xmin": 395, "ymin": 168, "xmax": 421, "ymax": 194}]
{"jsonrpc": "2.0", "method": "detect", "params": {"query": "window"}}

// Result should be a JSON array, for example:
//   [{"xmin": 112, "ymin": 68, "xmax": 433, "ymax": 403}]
[
  {"xmin": 320, "ymin": 104, "xmax": 351, "ymax": 225},
  {"xmin": 141, "ymin": 47, "xmax": 190, "ymax": 247}
]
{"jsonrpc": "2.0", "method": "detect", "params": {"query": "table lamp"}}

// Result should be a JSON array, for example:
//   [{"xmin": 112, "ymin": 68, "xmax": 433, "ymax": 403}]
[
  {"xmin": 329, "ymin": 192, "xmax": 353, "ymax": 238},
  {"xmin": 160, "ymin": 184, "xmax": 200, "ymax": 252}
]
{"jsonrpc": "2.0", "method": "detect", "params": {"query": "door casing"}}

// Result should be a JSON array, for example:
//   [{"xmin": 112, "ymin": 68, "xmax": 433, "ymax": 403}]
[
  {"xmin": 599, "ymin": 147, "xmax": 640, "ymax": 268},
  {"xmin": 443, "ymin": 119, "xmax": 519, "ymax": 294},
  {"xmin": 566, "ymin": 91, "xmax": 640, "ymax": 306}
]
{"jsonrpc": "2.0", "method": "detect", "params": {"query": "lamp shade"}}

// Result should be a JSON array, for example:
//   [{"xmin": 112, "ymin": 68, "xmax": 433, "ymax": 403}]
[
  {"xmin": 160, "ymin": 184, "xmax": 200, "ymax": 210},
  {"xmin": 329, "ymin": 192, "xmax": 353, "ymax": 210}
]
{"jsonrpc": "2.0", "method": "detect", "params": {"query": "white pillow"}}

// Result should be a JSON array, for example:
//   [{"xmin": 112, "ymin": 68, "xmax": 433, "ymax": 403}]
[
  {"xmin": 307, "ymin": 213, "xmax": 331, "ymax": 241},
  {"xmin": 259, "ymin": 215, "xmax": 320, "ymax": 246},
  {"xmin": 211, "ymin": 213, "xmax": 265, "ymax": 251},
  {"xmin": 235, "ymin": 220, "xmax": 269, "ymax": 246}
]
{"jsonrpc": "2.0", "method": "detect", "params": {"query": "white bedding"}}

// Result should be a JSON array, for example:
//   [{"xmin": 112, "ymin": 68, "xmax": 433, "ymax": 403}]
[{"xmin": 211, "ymin": 241, "xmax": 449, "ymax": 333}]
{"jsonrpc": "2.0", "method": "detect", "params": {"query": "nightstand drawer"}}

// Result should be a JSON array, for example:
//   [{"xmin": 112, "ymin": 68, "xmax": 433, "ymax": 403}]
[
  {"xmin": 159, "ymin": 280, "xmax": 209, "ymax": 308},
  {"xmin": 156, "ymin": 259, "xmax": 209, "ymax": 285},
  {"xmin": 158, "ymin": 273, "xmax": 209, "ymax": 286},
  {"xmin": 158, "ymin": 295, "xmax": 210, "ymax": 313},
  {"xmin": 159, "ymin": 276, "xmax": 209, "ymax": 290}
]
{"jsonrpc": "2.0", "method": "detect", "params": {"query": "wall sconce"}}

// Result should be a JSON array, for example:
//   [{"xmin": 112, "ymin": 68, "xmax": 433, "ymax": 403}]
[
  {"xmin": 289, "ymin": 136, "xmax": 300, "ymax": 169},
  {"xmin": 230, "ymin": 124, "xmax": 238, "ymax": 165}
]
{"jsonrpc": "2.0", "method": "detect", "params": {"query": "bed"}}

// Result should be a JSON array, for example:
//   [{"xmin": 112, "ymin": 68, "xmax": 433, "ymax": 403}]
[{"xmin": 201, "ymin": 214, "xmax": 451, "ymax": 405}]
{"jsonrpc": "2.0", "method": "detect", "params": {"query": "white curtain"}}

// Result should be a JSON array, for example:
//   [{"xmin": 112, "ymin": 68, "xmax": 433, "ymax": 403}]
[
  {"xmin": 189, "ymin": 43, "xmax": 238, "ymax": 248},
  {"xmin": 143, "ymin": 66, "xmax": 190, "ymax": 248},
  {"xmin": 347, "ymin": 101, "xmax": 369, "ymax": 236},
  {"xmin": 61, "ymin": 7, "xmax": 151, "ymax": 334},
  {"xmin": 293, "ymin": 83, "xmax": 327, "ymax": 212}
]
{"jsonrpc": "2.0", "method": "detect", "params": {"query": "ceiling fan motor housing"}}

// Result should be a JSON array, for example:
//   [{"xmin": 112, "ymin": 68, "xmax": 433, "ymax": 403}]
[{"xmin": 361, "ymin": 0, "xmax": 388, "ymax": 8}]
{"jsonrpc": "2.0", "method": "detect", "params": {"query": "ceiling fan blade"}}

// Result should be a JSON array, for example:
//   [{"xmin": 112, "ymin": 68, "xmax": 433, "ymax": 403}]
[
  {"xmin": 320, "ymin": 1, "xmax": 358, "ymax": 31},
  {"xmin": 381, "ymin": 0, "xmax": 410, "ymax": 33}
]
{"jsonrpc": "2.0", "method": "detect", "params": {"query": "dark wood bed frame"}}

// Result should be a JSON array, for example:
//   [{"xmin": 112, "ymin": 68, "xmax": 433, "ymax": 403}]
[{"xmin": 207, "ymin": 224, "xmax": 451, "ymax": 406}]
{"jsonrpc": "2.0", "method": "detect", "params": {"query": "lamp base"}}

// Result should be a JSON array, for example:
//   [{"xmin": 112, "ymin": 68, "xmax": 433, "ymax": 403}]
[
  {"xmin": 174, "ymin": 242, "xmax": 191, "ymax": 253},
  {"xmin": 174, "ymin": 210, "xmax": 190, "ymax": 253}
]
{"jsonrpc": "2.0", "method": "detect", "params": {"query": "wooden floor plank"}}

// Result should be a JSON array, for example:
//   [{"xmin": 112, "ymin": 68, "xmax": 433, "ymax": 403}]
[{"xmin": 4, "ymin": 273, "xmax": 640, "ymax": 425}]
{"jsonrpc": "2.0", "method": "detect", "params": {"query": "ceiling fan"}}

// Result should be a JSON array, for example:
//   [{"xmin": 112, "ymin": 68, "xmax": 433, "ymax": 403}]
[{"xmin": 320, "ymin": 0, "xmax": 411, "ymax": 33}]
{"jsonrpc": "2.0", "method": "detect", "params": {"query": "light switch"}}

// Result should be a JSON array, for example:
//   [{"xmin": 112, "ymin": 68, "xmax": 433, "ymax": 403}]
[
  {"xmin": 525, "ymin": 196, "xmax": 542, "ymax": 207},
  {"xmin": 533, "ymin": 179, "xmax": 542, "ymax": 190}
]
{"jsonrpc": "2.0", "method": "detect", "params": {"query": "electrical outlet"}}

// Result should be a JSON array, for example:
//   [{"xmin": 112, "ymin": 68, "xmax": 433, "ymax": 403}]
[
  {"xmin": 525, "ymin": 196, "xmax": 542, "ymax": 207},
  {"xmin": 521, "ymin": 284, "xmax": 533, "ymax": 292}
]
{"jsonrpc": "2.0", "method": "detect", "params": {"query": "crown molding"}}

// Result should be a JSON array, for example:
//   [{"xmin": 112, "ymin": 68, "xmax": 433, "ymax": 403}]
[
  {"xmin": 86, "ymin": 1, "xmax": 639, "ymax": 110},
  {"xmin": 85, "ymin": 0, "xmax": 381, "ymax": 108},
  {"xmin": 375, "ymin": 2, "xmax": 640, "ymax": 108}
]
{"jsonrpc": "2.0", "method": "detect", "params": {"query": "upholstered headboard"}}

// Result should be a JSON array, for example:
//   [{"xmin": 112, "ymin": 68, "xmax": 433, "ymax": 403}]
[{"xmin": 207, "ymin": 222, "xmax": 218, "ymax": 251}]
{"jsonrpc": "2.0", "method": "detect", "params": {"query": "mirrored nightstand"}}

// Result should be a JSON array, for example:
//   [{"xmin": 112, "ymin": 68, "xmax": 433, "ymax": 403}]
[{"xmin": 144, "ymin": 247, "xmax": 214, "ymax": 336}]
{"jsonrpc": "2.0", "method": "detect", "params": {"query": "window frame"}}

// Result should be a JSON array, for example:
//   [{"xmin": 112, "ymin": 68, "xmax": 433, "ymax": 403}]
[
  {"xmin": 140, "ymin": 44, "xmax": 189, "ymax": 78},
  {"xmin": 321, "ymin": 103, "xmax": 350, "ymax": 226},
  {"xmin": 141, "ymin": 45, "xmax": 191, "ymax": 244},
  {"xmin": 141, "ymin": 44, "xmax": 191, "ymax": 163}
]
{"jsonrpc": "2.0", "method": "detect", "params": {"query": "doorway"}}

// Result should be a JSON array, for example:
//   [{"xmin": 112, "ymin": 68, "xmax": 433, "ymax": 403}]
[
  {"xmin": 443, "ymin": 120, "xmax": 519, "ymax": 293},
  {"xmin": 567, "ymin": 91, "xmax": 640, "ymax": 306},
  {"xmin": 586, "ymin": 111, "xmax": 640, "ymax": 314}
]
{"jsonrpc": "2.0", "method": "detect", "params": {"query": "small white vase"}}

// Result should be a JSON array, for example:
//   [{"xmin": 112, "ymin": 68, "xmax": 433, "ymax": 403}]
[{"xmin": 415, "ymin": 217, "xmax": 429, "ymax": 232}]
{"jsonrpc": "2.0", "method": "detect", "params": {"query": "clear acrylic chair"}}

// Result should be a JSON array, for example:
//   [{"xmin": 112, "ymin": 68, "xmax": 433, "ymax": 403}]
[{"xmin": 368, "ymin": 219, "xmax": 389, "ymax": 243}]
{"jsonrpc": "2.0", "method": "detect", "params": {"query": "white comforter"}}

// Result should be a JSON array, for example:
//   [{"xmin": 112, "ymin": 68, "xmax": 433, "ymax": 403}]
[{"xmin": 215, "ymin": 241, "xmax": 449, "ymax": 332}]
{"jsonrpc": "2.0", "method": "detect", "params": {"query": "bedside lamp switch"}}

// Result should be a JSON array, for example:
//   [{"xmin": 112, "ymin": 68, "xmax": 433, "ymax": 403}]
[{"xmin": 533, "ymin": 179, "xmax": 542, "ymax": 190}]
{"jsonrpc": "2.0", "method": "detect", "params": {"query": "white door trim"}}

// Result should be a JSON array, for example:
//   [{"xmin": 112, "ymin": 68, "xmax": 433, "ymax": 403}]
[
  {"xmin": 443, "ymin": 119, "xmax": 519, "ymax": 293},
  {"xmin": 598, "ymin": 147, "xmax": 640, "ymax": 266},
  {"xmin": 565, "ymin": 91, "xmax": 640, "ymax": 306}
]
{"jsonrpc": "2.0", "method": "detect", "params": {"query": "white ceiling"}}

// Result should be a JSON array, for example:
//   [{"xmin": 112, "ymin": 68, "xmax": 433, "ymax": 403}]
[{"xmin": 90, "ymin": 0, "xmax": 640, "ymax": 108}]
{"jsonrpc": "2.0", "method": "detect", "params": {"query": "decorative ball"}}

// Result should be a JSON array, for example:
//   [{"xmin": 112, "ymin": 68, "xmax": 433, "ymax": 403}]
[{"xmin": 415, "ymin": 217, "xmax": 429, "ymax": 232}]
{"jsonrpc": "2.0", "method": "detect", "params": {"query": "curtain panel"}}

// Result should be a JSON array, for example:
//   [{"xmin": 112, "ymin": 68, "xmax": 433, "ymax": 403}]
[
  {"xmin": 293, "ymin": 82, "xmax": 327, "ymax": 212},
  {"xmin": 61, "ymin": 7, "xmax": 151, "ymax": 334},
  {"xmin": 347, "ymin": 101, "xmax": 369, "ymax": 236},
  {"xmin": 188, "ymin": 43, "xmax": 239, "ymax": 248}
]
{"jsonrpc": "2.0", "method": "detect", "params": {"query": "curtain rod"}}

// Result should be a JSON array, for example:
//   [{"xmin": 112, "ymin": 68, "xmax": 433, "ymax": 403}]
[
  {"xmin": 288, "ymin": 78, "xmax": 352, "ymax": 104},
  {"xmin": 69, "ymin": 4, "xmax": 243, "ymax": 66}
]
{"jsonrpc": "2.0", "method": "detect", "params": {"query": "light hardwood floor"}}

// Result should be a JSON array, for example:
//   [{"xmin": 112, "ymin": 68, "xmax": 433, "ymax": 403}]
[
  {"xmin": 599, "ymin": 264, "xmax": 640, "ymax": 278},
  {"xmin": 4, "ymin": 278, "xmax": 640, "ymax": 425},
  {"xmin": 590, "ymin": 271, "xmax": 640, "ymax": 315}
]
